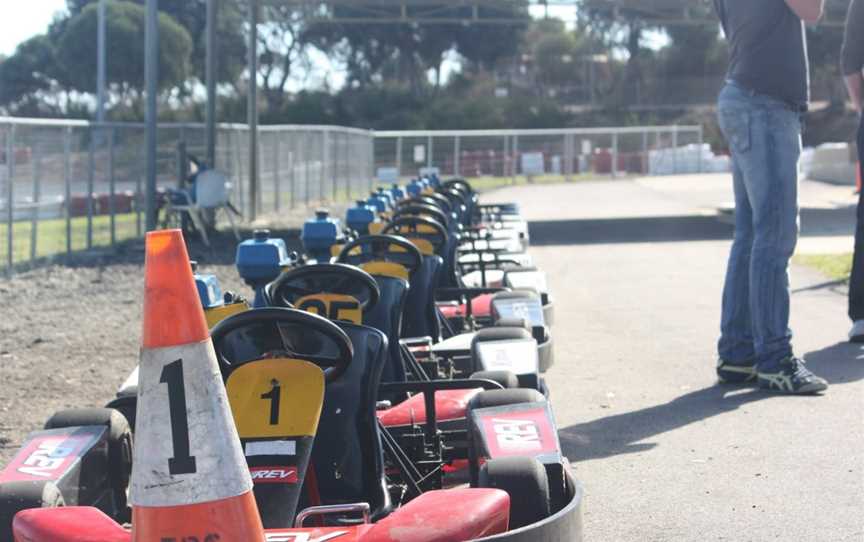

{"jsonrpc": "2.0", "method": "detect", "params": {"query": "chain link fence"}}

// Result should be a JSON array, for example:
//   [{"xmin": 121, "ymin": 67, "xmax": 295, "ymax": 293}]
[
  {"xmin": 374, "ymin": 126, "xmax": 711, "ymax": 182},
  {"xmin": 0, "ymin": 118, "xmax": 374, "ymax": 274}
]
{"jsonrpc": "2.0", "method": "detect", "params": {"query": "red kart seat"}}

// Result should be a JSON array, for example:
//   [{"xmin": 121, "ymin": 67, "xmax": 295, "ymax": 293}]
[
  {"xmin": 437, "ymin": 293, "xmax": 494, "ymax": 319},
  {"xmin": 377, "ymin": 388, "xmax": 482, "ymax": 427}
]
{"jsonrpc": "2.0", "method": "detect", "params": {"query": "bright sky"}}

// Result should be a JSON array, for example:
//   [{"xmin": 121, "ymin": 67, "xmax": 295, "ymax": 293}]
[{"xmin": 0, "ymin": 1, "xmax": 68, "ymax": 56}]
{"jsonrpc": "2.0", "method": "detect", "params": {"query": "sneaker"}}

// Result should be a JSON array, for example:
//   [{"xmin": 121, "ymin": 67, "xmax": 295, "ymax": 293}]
[
  {"xmin": 757, "ymin": 357, "xmax": 828, "ymax": 394},
  {"xmin": 717, "ymin": 358, "xmax": 756, "ymax": 383},
  {"xmin": 849, "ymin": 320, "xmax": 864, "ymax": 343}
]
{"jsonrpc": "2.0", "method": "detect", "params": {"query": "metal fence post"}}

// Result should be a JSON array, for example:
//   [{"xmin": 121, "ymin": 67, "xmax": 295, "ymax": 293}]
[
  {"xmin": 672, "ymin": 126, "xmax": 679, "ymax": 175},
  {"xmin": 454, "ymin": 136, "xmax": 461, "ymax": 177},
  {"xmin": 109, "ymin": 127, "xmax": 116, "ymax": 247},
  {"xmin": 304, "ymin": 135, "xmax": 310, "ymax": 207},
  {"xmin": 5, "ymin": 125, "xmax": 13, "ymax": 274},
  {"xmin": 86, "ymin": 132, "xmax": 95, "ymax": 250},
  {"xmin": 395, "ymin": 136, "xmax": 402, "ymax": 180},
  {"xmin": 289, "ymin": 134, "xmax": 296, "ymax": 209},
  {"xmin": 642, "ymin": 130, "xmax": 649, "ymax": 175},
  {"xmin": 64, "ymin": 127, "xmax": 72, "ymax": 256},
  {"xmin": 697, "ymin": 124, "xmax": 704, "ymax": 173},
  {"xmin": 612, "ymin": 132, "xmax": 619, "ymax": 178},
  {"xmin": 273, "ymin": 134, "xmax": 281, "ymax": 213},
  {"xmin": 512, "ymin": 134, "xmax": 519, "ymax": 184},
  {"xmin": 30, "ymin": 141, "xmax": 41, "ymax": 264},
  {"xmin": 427, "ymin": 135, "xmax": 433, "ymax": 170}
]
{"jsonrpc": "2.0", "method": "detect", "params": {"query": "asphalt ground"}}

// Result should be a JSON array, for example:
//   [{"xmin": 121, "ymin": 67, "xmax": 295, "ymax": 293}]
[{"xmin": 486, "ymin": 176, "xmax": 863, "ymax": 541}]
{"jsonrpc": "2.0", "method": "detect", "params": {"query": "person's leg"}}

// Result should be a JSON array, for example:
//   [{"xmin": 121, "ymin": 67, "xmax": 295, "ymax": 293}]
[
  {"xmin": 848, "ymin": 116, "xmax": 864, "ymax": 336},
  {"xmin": 716, "ymin": 85, "xmax": 757, "ymax": 382},
  {"xmin": 742, "ymin": 103, "xmax": 827, "ymax": 393}
]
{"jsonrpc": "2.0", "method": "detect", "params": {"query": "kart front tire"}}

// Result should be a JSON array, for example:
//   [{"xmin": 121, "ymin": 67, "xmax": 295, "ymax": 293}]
[{"xmin": 479, "ymin": 456, "xmax": 551, "ymax": 530}]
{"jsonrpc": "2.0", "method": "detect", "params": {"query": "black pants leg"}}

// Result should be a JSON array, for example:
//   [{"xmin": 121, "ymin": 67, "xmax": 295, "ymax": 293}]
[{"xmin": 849, "ymin": 115, "xmax": 864, "ymax": 321}]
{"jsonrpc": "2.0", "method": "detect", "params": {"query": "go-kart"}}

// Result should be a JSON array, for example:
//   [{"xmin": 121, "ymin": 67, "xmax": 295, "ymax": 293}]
[{"xmin": 2, "ymin": 308, "xmax": 583, "ymax": 541}]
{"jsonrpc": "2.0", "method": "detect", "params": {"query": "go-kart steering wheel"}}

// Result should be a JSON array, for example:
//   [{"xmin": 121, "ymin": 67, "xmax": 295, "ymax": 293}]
[
  {"xmin": 399, "ymin": 194, "xmax": 453, "ymax": 215},
  {"xmin": 383, "ymin": 216, "xmax": 448, "ymax": 255},
  {"xmin": 336, "ymin": 234, "xmax": 423, "ymax": 276},
  {"xmin": 211, "ymin": 307, "xmax": 353, "ymax": 382},
  {"xmin": 269, "ymin": 263, "xmax": 380, "ymax": 311},
  {"xmin": 443, "ymin": 178, "xmax": 473, "ymax": 196},
  {"xmin": 392, "ymin": 204, "xmax": 450, "ymax": 229}
]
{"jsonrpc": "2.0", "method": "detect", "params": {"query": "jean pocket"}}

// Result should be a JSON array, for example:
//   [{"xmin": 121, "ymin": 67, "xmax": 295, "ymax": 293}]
[{"xmin": 719, "ymin": 109, "xmax": 751, "ymax": 154}]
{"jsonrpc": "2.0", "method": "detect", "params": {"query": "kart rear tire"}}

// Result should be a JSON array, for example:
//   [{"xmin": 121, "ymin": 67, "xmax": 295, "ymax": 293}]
[
  {"xmin": 470, "ymin": 370, "xmax": 520, "ymax": 389},
  {"xmin": 479, "ymin": 456, "xmax": 550, "ymax": 530},
  {"xmin": 0, "ymin": 481, "xmax": 64, "ymax": 542},
  {"xmin": 44, "ymin": 408, "xmax": 132, "ymax": 517}
]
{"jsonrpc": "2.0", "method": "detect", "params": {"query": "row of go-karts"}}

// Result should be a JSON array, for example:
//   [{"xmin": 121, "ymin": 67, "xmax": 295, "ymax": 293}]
[{"xmin": 0, "ymin": 176, "xmax": 583, "ymax": 541}]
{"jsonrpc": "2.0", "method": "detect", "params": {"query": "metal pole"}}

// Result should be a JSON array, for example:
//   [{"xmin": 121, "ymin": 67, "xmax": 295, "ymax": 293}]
[
  {"xmin": 395, "ymin": 136, "xmax": 402, "ymax": 180},
  {"xmin": 502, "ymin": 135, "xmax": 508, "ymax": 178},
  {"xmin": 512, "ymin": 134, "xmax": 519, "ymax": 184},
  {"xmin": 5, "ymin": 125, "xmax": 13, "ymax": 274},
  {"xmin": 672, "ymin": 126, "xmax": 679, "ymax": 174},
  {"xmin": 612, "ymin": 133, "xmax": 619, "ymax": 178},
  {"xmin": 86, "ymin": 134, "xmax": 95, "ymax": 249},
  {"xmin": 321, "ymin": 129, "xmax": 330, "ymax": 201},
  {"xmin": 697, "ymin": 125, "xmax": 704, "ymax": 173},
  {"xmin": 30, "ymin": 142, "xmax": 41, "ymax": 264},
  {"xmin": 109, "ymin": 127, "xmax": 116, "ymax": 246},
  {"xmin": 273, "ymin": 135, "xmax": 280, "ymax": 212},
  {"xmin": 454, "ymin": 136, "xmax": 460, "ymax": 177},
  {"xmin": 247, "ymin": 0, "xmax": 259, "ymax": 221},
  {"xmin": 427, "ymin": 135, "xmax": 433, "ymax": 170},
  {"xmin": 642, "ymin": 130, "xmax": 648, "ymax": 175},
  {"xmin": 304, "ymin": 135, "xmax": 310, "ymax": 207},
  {"xmin": 289, "ymin": 135, "xmax": 296, "ymax": 209},
  {"xmin": 97, "ymin": 0, "xmax": 107, "ymax": 124},
  {"xmin": 144, "ymin": 0, "xmax": 158, "ymax": 231},
  {"xmin": 205, "ymin": 0, "xmax": 217, "ymax": 167},
  {"xmin": 64, "ymin": 127, "xmax": 72, "ymax": 256}
]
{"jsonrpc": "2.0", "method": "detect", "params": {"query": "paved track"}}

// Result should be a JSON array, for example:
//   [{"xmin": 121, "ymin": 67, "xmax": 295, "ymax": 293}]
[{"xmin": 486, "ymin": 176, "xmax": 863, "ymax": 541}]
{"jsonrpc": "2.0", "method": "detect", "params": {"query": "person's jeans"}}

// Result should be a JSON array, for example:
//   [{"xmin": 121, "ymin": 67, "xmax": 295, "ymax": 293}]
[
  {"xmin": 716, "ymin": 82, "xmax": 802, "ymax": 370},
  {"xmin": 849, "ymin": 115, "xmax": 864, "ymax": 322}
]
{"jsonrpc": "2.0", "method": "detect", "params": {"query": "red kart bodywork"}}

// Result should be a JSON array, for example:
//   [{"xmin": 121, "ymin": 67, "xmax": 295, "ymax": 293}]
[
  {"xmin": 436, "ymin": 294, "xmax": 494, "ymax": 320},
  {"xmin": 376, "ymin": 389, "xmax": 481, "ymax": 427},
  {"xmin": 13, "ymin": 489, "xmax": 509, "ymax": 542}
]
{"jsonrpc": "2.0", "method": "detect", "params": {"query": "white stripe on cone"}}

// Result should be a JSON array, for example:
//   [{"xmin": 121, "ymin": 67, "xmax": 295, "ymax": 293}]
[{"xmin": 130, "ymin": 339, "xmax": 252, "ymax": 507}]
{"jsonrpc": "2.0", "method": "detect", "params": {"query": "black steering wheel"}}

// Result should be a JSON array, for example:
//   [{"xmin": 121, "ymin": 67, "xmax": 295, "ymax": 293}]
[
  {"xmin": 392, "ymin": 204, "xmax": 450, "ymax": 229},
  {"xmin": 443, "ymin": 178, "xmax": 474, "ymax": 196},
  {"xmin": 211, "ymin": 308, "xmax": 354, "ymax": 382},
  {"xmin": 383, "ymin": 216, "xmax": 448, "ymax": 256},
  {"xmin": 399, "ymin": 194, "xmax": 453, "ymax": 216},
  {"xmin": 269, "ymin": 263, "xmax": 380, "ymax": 311},
  {"xmin": 336, "ymin": 234, "xmax": 423, "ymax": 276}
]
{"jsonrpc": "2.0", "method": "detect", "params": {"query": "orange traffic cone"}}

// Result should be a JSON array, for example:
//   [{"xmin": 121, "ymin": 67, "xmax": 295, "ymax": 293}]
[{"xmin": 130, "ymin": 229, "xmax": 264, "ymax": 541}]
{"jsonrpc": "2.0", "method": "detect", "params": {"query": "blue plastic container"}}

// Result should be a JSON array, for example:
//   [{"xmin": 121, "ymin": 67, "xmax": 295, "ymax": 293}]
[
  {"xmin": 236, "ymin": 229, "xmax": 291, "ymax": 307},
  {"xmin": 390, "ymin": 183, "xmax": 405, "ymax": 201},
  {"xmin": 366, "ymin": 193, "xmax": 389, "ymax": 213},
  {"xmin": 192, "ymin": 261, "xmax": 224, "ymax": 309},
  {"xmin": 302, "ymin": 209, "xmax": 343, "ymax": 263},
  {"xmin": 346, "ymin": 200, "xmax": 378, "ymax": 235}
]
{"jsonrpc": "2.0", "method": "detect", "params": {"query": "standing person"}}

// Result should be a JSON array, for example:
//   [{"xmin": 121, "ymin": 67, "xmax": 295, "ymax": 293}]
[
  {"xmin": 713, "ymin": 0, "xmax": 829, "ymax": 393},
  {"xmin": 841, "ymin": 0, "xmax": 864, "ymax": 343}
]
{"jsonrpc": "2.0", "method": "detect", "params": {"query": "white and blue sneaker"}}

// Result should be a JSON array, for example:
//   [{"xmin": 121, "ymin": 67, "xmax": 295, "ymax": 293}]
[
  {"xmin": 757, "ymin": 357, "xmax": 828, "ymax": 394},
  {"xmin": 716, "ymin": 358, "xmax": 756, "ymax": 384},
  {"xmin": 848, "ymin": 320, "xmax": 864, "ymax": 343}
]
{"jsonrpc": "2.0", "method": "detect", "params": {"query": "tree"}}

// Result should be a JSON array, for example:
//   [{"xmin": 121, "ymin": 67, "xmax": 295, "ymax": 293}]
[
  {"xmin": 0, "ymin": 35, "xmax": 58, "ymax": 111},
  {"xmin": 56, "ymin": 1, "xmax": 193, "ymax": 100},
  {"xmin": 67, "ymin": 0, "xmax": 246, "ymax": 86}
]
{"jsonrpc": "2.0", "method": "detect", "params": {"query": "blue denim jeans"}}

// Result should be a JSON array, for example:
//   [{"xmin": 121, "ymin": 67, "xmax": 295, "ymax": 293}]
[{"xmin": 716, "ymin": 82, "xmax": 802, "ymax": 370}]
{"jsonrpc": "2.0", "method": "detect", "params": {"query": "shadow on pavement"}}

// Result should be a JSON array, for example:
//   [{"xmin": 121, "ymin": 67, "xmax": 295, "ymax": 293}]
[
  {"xmin": 529, "ymin": 215, "xmax": 733, "ymax": 246},
  {"xmin": 803, "ymin": 341, "xmax": 864, "ymax": 385},
  {"xmin": 558, "ymin": 385, "xmax": 771, "ymax": 462},
  {"xmin": 560, "ymin": 341, "xmax": 862, "ymax": 463},
  {"xmin": 530, "ymin": 206, "xmax": 855, "ymax": 246}
]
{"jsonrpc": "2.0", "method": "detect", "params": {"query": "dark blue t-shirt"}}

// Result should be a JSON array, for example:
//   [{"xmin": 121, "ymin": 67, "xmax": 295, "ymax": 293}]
[{"xmin": 714, "ymin": 0, "xmax": 810, "ymax": 109}]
